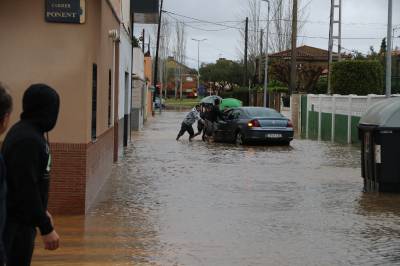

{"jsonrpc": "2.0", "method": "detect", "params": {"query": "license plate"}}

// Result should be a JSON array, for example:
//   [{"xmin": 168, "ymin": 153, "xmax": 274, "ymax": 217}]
[{"xmin": 266, "ymin": 133, "xmax": 282, "ymax": 139}]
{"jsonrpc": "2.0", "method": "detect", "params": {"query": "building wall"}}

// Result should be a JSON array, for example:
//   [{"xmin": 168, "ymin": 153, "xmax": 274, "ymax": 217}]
[
  {"xmin": 144, "ymin": 56, "xmax": 153, "ymax": 84},
  {"xmin": 132, "ymin": 48, "xmax": 145, "ymax": 131},
  {"xmin": 0, "ymin": 0, "xmax": 121, "ymax": 214},
  {"xmin": 118, "ymin": 26, "xmax": 132, "ymax": 148},
  {"xmin": 83, "ymin": 0, "xmax": 120, "ymax": 213},
  {"xmin": 144, "ymin": 56, "xmax": 153, "ymax": 121},
  {"xmin": 0, "ymin": 0, "xmax": 94, "ymax": 143}
]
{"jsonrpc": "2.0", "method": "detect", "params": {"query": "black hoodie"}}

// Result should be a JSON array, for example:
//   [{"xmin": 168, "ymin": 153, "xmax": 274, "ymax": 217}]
[{"xmin": 1, "ymin": 84, "xmax": 60, "ymax": 235}]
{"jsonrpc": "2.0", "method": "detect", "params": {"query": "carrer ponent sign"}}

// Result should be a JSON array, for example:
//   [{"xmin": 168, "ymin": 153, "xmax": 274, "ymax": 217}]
[{"xmin": 45, "ymin": 0, "xmax": 86, "ymax": 24}]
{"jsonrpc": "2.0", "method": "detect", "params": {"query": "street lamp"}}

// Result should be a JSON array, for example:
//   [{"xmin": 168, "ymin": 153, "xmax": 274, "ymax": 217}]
[
  {"xmin": 261, "ymin": 0, "xmax": 270, "ymax": 107},
  {"xmin": 386, "ymin": 0, "xmax": 393, "ymax": 97},
  {"xmin": 191, "ymin": 38, "xmax": 207, "ymax": 97},
  {"xmin": 393, "ymin": 25, "xmax": 400, "ymax": 49}
]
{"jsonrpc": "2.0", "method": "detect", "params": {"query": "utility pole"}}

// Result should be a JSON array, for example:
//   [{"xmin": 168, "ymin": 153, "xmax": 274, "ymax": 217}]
[
  {"xmin": 153, "ymin": 0, "xmax": 164, "ymax": 103},
  {"xmin": 327, "ymin": 0, "xmax": 343, "ymax": 94},
  {"xmin": 142, "ymin": 29, "xmax": 145, "ymax": 53},
  {"xmin": 174, "ymin": 53, "xmax": 178, "ymax": 99},
  {"xmin": 262, "ymin": 0, "xmax": 270, "ymax": 108},
  {"xmin": 386, "ymin": 0, "xmax": 393, "ymax": 97},
  {"xmin": 289, "ymin": 0, "xmax": 298, "ymax": 94},
  {"xmin": 259, "ymin": 29, "xmax": 264, "ymax": 84},
  {"xmin": 244, "ymin": 17, "xmax": 249, "ymax": 86}
]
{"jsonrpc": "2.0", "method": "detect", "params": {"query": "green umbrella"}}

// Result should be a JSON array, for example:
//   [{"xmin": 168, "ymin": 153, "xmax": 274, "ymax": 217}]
[
  {"xmin": 200, "ymin": 95, "xmax": 223, "ymax": 105},
  {"xmin": 220, "ymin": 98, "xmax": 243, "ymax": 110}
]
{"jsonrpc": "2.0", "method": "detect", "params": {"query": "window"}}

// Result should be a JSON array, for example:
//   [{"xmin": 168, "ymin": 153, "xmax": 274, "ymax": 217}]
[
  {"xmin": 108, "ymin": 69, "xmax": 112, "ymax": 127},
  {"xmin": 91, "ymin": 64, "xmax": 97, "ymax": 140},
  {"xmin": 244, "ymin": 107, "xmax": 283, "ymax": 118}
]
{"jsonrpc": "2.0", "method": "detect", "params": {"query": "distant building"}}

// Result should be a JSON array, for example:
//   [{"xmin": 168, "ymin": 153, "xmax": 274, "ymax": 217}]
[
  {"xmin": 269, "ymin": 45, "xmax": 351, "ymax": 69},
  {"xmin": 163, "ymin": 57, "xmax": 198, "ymax": 98}
]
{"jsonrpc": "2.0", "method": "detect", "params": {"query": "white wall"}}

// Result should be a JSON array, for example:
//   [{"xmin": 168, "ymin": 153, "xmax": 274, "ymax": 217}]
[
  {"xmin": 132, "ymin": 47, "xmax": 145, "ymax": 111},
  {"xmin": 132, "ymin": 47, "xmax": 145, "ymax": 130},
  {"xmin": 118, "ymin": 26, "xmax": 132, "ymax": 120}
]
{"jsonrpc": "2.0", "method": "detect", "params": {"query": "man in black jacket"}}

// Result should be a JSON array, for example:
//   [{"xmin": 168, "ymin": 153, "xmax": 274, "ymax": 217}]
[
  {"xmin": 2, "ymin": 84, "xmax": 60, "ymax": 266},
  {"xmin": 204, "ymin": 98, "xmax": 225, "ymax": 140},
  {"xmin": 0, "ymin": 84, "xmax": 12, "ymax": 266}
]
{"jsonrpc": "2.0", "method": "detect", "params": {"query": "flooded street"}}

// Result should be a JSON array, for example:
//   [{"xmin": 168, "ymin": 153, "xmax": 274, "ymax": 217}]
[{"xmin": 34, "ymin": 111, "xmax": 400, "ymax": 266}]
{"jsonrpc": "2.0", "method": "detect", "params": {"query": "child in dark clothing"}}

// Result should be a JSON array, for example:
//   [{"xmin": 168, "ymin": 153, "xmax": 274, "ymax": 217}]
[{"xmin": 0, "ymin": 83, "xmax": 12, "ymax": 266}]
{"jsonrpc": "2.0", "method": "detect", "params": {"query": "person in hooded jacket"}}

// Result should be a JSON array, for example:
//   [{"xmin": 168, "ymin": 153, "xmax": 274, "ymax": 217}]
[
  {"xmin": 0, "ymin": 84, "xmax": 12, "ymax": 266},
  {"xmin": 2, "ymin": 84, "xmax": 60, "ymax": 266}
]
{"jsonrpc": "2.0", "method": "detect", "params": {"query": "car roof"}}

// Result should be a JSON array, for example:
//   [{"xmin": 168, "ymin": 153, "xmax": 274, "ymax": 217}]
[{"xmin": 230, "ymin": 107, "xmax": 277, "ymax": 112}]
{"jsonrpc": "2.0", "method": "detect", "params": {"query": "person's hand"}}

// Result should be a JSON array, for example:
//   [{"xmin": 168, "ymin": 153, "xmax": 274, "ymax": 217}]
[
  {"xmin": 42, "ymin": 230, "xmax": 60, "ymax": 250},
  {"xmin": 46, "ymin": 210, "xmax": 54, "ymax": 227}
]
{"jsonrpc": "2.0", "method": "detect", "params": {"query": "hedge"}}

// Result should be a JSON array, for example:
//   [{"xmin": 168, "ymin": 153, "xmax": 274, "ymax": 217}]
[
  {"xmin": 220, "ymin": 88, "xmax": 250, "ymax": 103},
  {"xmin": 219, "ymin": 86, "xmax": 288, "ymax": 106},
  {"xmin": 331, "ymin": 60, "xmax": 384, "ymax": 95}
]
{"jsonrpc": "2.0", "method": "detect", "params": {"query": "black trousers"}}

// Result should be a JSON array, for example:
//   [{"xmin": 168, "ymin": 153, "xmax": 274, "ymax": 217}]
[
  {"xmin": 177, "ymin": 122, "xmax": 194, "ymax": 139},
  {"xmin": 4, "ymin": 222, "xmax": 36, "ymax": 266}
]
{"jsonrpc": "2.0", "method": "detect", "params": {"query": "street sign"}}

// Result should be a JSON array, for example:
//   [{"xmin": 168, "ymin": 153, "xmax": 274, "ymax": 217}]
[
  {"xmin": 131, "ymin": 0, "xmax": 159, "ymax": 24},
  {"xmin": 45, "ymin": 0, "xmax": 86, "ymax": 24}
]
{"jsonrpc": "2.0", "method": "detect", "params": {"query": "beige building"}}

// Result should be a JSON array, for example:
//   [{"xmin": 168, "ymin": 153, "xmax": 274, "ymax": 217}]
[{"xmin": 0, "ymin": 0, "xmax": 149, "ymax": 214}]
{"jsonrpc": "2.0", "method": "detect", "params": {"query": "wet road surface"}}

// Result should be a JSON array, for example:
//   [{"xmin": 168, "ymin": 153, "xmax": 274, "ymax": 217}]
[{"xmin": 33, "ymin": 111, "xmax": 400, "ymax": 265}]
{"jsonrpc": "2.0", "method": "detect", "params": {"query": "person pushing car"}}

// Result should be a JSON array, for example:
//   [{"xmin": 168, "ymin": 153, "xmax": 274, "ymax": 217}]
[{"xmin": 176, "ymin": 105, "xmax": 203, "ymax": 141}]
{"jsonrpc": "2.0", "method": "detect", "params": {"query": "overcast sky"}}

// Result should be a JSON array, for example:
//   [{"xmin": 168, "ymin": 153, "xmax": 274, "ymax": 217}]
[{"xmin": 136, "ymin": 0, "xmax": 399, "ymax": 69}]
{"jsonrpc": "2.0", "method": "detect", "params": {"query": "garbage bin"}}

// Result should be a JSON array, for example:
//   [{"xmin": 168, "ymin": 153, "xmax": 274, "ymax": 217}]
[{"xmin": 359, "ymin": 97, "xmax": 400, "ymax": 192}]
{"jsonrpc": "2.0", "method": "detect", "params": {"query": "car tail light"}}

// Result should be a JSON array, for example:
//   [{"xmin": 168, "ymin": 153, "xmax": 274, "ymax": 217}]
[
  {"xmin": 287, "ymin": 120, "xmax": 293, "ymax": 128},
  {"xmin": 248, "ymin": 119, "xmax": 261, "ymax": 128}
]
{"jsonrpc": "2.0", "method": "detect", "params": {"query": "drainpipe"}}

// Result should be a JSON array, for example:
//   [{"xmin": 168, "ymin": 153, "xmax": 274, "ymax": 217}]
[
  {"xmin": 108, "ymin": 29, "xmax": 120, "ymax": 162},
  {"xmin": 130, "ymin": 12, "xmax": 135, "ymax": 141}
]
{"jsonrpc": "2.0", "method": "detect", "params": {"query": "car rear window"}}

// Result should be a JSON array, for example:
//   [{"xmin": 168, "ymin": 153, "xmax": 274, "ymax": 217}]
[{"xmin": 244, "ymin": 108, "xmax": 283, "ymax": 118}]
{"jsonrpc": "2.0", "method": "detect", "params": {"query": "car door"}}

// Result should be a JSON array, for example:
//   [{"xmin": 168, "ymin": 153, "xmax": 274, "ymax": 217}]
[
  {"xmin": 216, "ymin": 109, "xmax": 235, "ymax": 141},
  {"xmin": 225, "ymin": 109, "xmax": 242, "ymax": 142}
]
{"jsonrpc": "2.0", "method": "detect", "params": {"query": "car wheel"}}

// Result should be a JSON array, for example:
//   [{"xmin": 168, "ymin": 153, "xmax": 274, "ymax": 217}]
[
  {"xmin": 235, "ymin": 131, "xmax": 245, "ymax": 145},
  {"xmin": 282, "ymin": 140, "xmax": 291, "ymax": 146}
]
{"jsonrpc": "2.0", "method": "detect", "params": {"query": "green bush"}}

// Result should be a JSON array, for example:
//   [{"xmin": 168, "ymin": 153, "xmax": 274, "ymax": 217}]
[
  {"xmin": 220, "ymin": 87, "xmax": 255, "ymax": 105},
  {"xmin": 311, "ymin": 76, "xmax": 328, "ymax": 94},
  {"xmin": 269, "ymin": 87, "xmax": 289, "ymax": 93},
  {"xmin": 331, "ymin": 60, "xmax": 384, "ymax": 95}
]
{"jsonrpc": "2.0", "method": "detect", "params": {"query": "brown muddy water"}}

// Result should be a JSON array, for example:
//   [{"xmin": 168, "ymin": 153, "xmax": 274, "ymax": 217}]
[{"xmin": 33, "ymin": 111, "xmax": 400, "ymax": 266}]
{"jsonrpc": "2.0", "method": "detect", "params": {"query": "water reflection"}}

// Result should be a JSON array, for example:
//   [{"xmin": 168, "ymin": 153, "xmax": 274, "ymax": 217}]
[{"xmin": 33, "ymin": 111, "xmax": 400, "ymax": 265}]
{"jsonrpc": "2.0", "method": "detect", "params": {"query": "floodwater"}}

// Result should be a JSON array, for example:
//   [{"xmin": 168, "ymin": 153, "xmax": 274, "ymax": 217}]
[{"xmin": 33, "ymin": 111, "xmax": 400, "ymax": 266}]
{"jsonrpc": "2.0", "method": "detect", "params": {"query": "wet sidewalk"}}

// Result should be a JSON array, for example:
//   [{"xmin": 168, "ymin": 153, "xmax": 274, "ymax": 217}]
[{"xmin": 33, "ymin": 111, "xmax": 400, "ymax": 265}]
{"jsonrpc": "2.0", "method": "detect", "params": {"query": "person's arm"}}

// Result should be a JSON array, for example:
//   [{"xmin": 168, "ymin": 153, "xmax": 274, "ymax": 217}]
[
  {"xmin": 8, "ymin": 140, "xmax": 59, "ymax": 250},
  {"xmin": 217, "ymin": 108, "xmax": 226, "ymax": 121},
  {"xmin": 195, "ymin": 111, "xmax": 201, "ymax": 121}
]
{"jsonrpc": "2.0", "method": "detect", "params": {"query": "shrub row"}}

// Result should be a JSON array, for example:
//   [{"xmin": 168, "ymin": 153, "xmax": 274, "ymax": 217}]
[{"xmin": 331, "ymin": 60, "xmax": 383, "ymax": 95}]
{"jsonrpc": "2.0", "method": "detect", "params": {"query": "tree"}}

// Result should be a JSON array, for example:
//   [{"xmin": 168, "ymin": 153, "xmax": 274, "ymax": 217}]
[
  {"xmin": 270, "ymin": 0, "xmax": 308, "ymax": 52},
  {"xmin": 172, "ymin": 21, "xmax": 187, "ymax": 98},
  {"xmin": 200, "ymin": 59, "xmax": 244, "ymax": 93},
  {"xmin": 332, "ymin": 60, "xmax": 384, "ymax": 95},
  {"xmin": 237, "ymin": 0, "xmax": 309, "ymax": 86},
  {"xmin": 379, "ymin": 38, "xmax": 387, "ymax": 56},
  {"xmin": 270, "ymin": 61, "xmax": 324, "ymax": 93}
]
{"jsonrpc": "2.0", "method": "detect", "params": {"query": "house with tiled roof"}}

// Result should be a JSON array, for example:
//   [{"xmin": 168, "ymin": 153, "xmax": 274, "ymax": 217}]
[{"xmin": 269, "ymin": 45, "xmax": 351, "ymax": 64}]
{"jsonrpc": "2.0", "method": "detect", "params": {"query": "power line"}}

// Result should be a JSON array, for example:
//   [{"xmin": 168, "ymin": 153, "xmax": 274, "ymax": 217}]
[
  {"xmin": 163, "ymin": 9, "xmax": 393, "ymax": 27},
  {"xmin": 164, "ymin": 10, "xmax": 399, "ymax": 40}
]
